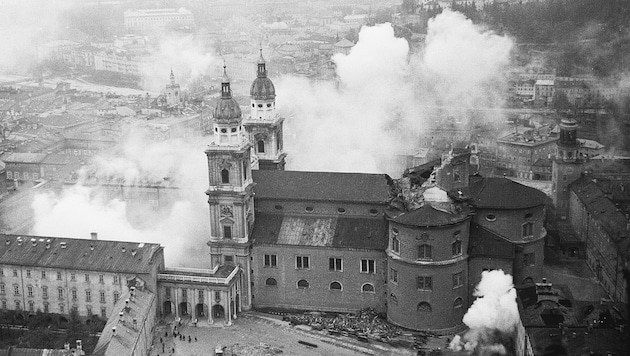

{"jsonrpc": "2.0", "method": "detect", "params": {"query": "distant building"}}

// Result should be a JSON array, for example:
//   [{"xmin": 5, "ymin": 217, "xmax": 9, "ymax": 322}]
[
  {"xmin": 496, "ymin": 128, "xmax": 557, "ymax": 180},
  {"xmin": 123, "ymin": 8, "xmax": 194, "ymax": 31}
]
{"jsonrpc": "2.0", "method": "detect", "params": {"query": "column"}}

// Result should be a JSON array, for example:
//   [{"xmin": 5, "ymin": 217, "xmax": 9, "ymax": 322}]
[
  {"xmin": 225, "ymin": 290, "xmax": 231, "ymax": 326},
  {"xmin": 174, "ymin": 288, "xmax": 179, "ymax": 317},
  {"xmin": 207, "ymin": 289, "xmax": 213, "ymax": 325}
]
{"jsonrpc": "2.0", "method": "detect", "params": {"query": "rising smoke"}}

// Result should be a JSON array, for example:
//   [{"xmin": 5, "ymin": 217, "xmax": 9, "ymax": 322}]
[
  {"xmin": 277, "ymin": 10, "xmax": 513, "ymax": 175},
  {"xmin": 449, "ymin": 270, "xmax": 520, "ymax": 355},
  {"xmin": 31, "ymin": 127, "xmax": 211, "ymax": 266}
]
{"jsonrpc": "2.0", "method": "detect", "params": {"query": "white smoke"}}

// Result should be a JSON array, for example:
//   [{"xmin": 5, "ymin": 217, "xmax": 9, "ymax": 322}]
[
  {"xmin": 31, "ymin": 128, "xmax": 211, "ymax": 266},
  {"xmin": 277, "ymin": 10, "xmax": 513, "ymax": 175},
  {"xmin": 0, "ymin": 0, "xmax": 76, "ymax": 73},
  {"xmin": 449, "ymin": 270, "xmax": 520, "ymax": 354},
  {"xmin": 140, "ymin": 34, "xmax": 218, "ymax": 92}
]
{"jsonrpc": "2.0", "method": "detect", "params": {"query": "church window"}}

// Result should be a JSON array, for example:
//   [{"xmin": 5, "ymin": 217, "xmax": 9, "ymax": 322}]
[
  {"xmin": 223, "ymin": 225, "xmax": 232, "ymax": 239},
  {"xmin": 452, "ymin": 240, "xmax": 462, "ymax": 256},
  {"xmin": 418, "ymin": 244, "xmax": 432, "ymax": 259},
  {"xmin": 264, "ymin": 254, "xmax": 277, "ymax": 267},
  {"xmin": 257, "ymin": 140, "xmax": 265, "ymax": 153},
  {"xmin": 221, "ymin": 169, "xmax": 230, "ymax": 184},
  {"xmin": 392, "ymin": 236, "xmax": 400, "ymax": 254},
  {"xmin": 361, "ymin": 283, "xmax": 375, "ymax": 293},
  {"xmin": 329, "ymin": 257, "xmax": 342, "ymax": 271},
  {"xmin": 297, "ymin": 280, "xmax": 309, "ymax": 289},
  {"xmin": 329, "ymin": 282, "xmax": 342, "ymax": 291},
  {"xmin": 360, "ymin": 259, "xmax": 375, "ymax": 274},
  {"xmin": 296, "ymin": 256, "xmax": 309, "ymax": 269},
  {"xmin": 522, "ymin": 222, "xmax": 534, "ymax": 238},
  {"xmin": 417, "ymin": 302, "xmax": 432, "ymax": 312},
  {"xmin": 265, "ymin": 278, "xmax": 277, "ymax": 287},
  {"xmin": 417, "ymin": 276, "xmax": 432, "ymax": 290}
]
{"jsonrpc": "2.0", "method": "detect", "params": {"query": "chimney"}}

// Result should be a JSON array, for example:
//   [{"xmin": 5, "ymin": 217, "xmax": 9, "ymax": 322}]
[{"xmin": 90, "ymin": 232, "xmax": 98, "ymax": 240}]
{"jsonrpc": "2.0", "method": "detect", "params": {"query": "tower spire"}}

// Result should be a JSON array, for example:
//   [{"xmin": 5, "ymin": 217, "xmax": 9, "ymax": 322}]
[
  {"xmin": 221, "ymin": 63, "xmax": 232, "ymax": 99},
  {"xmin": 257, "ymin": 46, "xmax": 267, "ymax": 78},
  {"xmin": 169, "ymin": 66, "xmax": 175, "ymax": 85}
]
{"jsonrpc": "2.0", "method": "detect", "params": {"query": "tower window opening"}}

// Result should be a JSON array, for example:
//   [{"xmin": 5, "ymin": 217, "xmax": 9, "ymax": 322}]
[
  {"xmin": 266, "ymin": 103, "xmax": 272, "ymax": 107},
  {"xmin": 243, "ymin": 161, "xmax": 247, "ymax": 180},
  {"xmin": 257, "ymin": 140, "xmax": 265, "ymax": 153},
  {"xmin": 221, "ymin": 169, "xmax": 230, "ymax": 184},
  {"xmin": 223, "ymin": 225, "xmax": 232, "ymax": 239},
  {"xmin": 221, "ymin": 128, "xmax": 227, "ymax": 133},
  {"xmin": 252, "ymin": 104, "xmax": 255, "ymax": 108},
  {"xmin": 231, "ymin": 128, "xmax": 236, "ymax": 133},
  {"xmin": 258, "ymin": 104, "xmax": 263, "ymax": 108}
]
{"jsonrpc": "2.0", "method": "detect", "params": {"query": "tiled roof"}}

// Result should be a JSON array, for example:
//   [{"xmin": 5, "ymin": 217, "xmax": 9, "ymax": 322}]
[
  {"xmin": 92, "ymin": 288, "xmax": 155, "ymax": 356},
  {"xmin": 252, "ymin": 213, "xmax": 387, "ymax": 250},
  {"xmin": 0, "ymin": 234, "xmax": 162, "ymax": 274},
  {"xmin": 252, "ymin": 170, "xmax": 391, "ymax": 203},
  {"xmin": 1, "ymin": 153, "xmax": 47, "ymax": 164},
  {"xmin": 459, "ymin": 176, "xmax": 547, "ymax": 209}
]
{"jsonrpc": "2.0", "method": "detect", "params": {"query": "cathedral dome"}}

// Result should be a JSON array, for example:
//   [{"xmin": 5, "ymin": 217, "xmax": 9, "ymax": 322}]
[
  {"xmin": 214, "ymin": 97, "xmax": 242, "ymax": 123},
  {"xmin": 214, "ymin": 65, "xmax": 242, "ymax": 123},
  {"xmin": 250, "ymin": 77, "xmax": 275, "ymax": 100}
]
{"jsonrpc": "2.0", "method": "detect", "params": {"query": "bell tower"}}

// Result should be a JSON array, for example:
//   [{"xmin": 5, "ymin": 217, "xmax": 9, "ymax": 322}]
[
  {"xmin": 205, "ymin": 65, "xmax": 254, "ymax": 310},
  {"xmin": 243, "ymin": 48, "xmax": 287, "ymax": 170},
  {"xmin": 552, "ymin": 118, "xmax": 582, "ymax": 219}
]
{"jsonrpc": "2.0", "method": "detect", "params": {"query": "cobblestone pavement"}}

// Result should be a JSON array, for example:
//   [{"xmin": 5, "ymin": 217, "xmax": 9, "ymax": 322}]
[{"xmin": 148, "ymin": 312, "xmax": 426, "ymax": 356}]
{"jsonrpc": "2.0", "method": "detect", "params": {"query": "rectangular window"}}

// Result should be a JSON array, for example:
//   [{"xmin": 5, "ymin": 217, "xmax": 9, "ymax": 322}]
[
  {"xmin": 113, "ymin": 275, "xmax": 119, "ymax": 284},
  {"xmin": 70, "ymin": 273, "xmax": 76, "ymax": 281},
  {"xmin": 58, "ymin": 288, "xmax": 64, "ymax": 299},
  {"xmin": 99, "ymin": 275, "xmax": 104, "ymax": 284},
  {"xmin": 101, "ymin": 307, "xmax": 106, "ymax": 318},
  {"xmin": 28, "ymin": 301, "xmax": 34, "ymax": 312},
  {"xmin": 0, "ymin": 268, "xmax": 3, "ymax": 276},
  {"xmin": 328, "ymin": 257, "xmax": 342, "ymax": 271},
  {"xmin": 264, "ymin": 254, "xmax": 277, "ymax": 267},
  {"xmin": 114, "ymin": 292, "xmax": 120, "ymax": 304},
  {"xmin": 43, "ymin": 302, "xmax": 49, "ymax": 313},
  {"xmin": 522, "ymin": 223, "xmax": 534, "ymax": 238},
  {"xmin": 392, "ymin": 237, "xmax": 400, "ymax": 253},
  {"xmin": 360, "ymin": 259, "xmax": 376, "ymax": 274},
  {"xmin": 296, "ymin": 256, "xmax": 310, "ymax": 269},
  {"xmin": 165, "ymin": 287, "xmax": 171, "ymax": 298},
  {"xmin": 41, "ymin": 271, "xmax": 46, "ymax": 279},
  {"xmin": 86, "ymin": 290, "xmax": 91, "ymax": 302},
  {"xmin": 390, "ymin": 268, "xmax": 398, "ymax": 284},
  {"xmin": 214, "ymin": 291, "xmax": 221, "ymax": 302},
  {"xmin": 524, "ymin": 253, "xmax": 535, "ymax": 266},
  {"xmin": 13, "ymin": 269, "xmax": 18, "ymax": 277},
  {"xmin": 57, "ymin": 272, "xmax": 62, "ymax": 280},
  {"xmin": 0, "ymin": 284, "xmax": 4, "ymax": 295},
  {"xmin": 15, "ymin": 300, "xmax": 20, "ymax": 310},
  {"xmin": 26, "ymin": 270, "xmax": 31, "ymax": 278},
  {"xmin": 417, "ymin": 276, "xmax": 433, "ymax": 290},
  {"xmin": 71, "ymin": 289, "xmax": 77, "ymax": 301},
  {"xmin": 452, "ymin": 241, "xmax": 462, "ymax": 256},
  {"xmin": 198, "ymin": 290, "xmax": 204, "ymax": 301},
  {"xmin": 182, "ymin": 289, "xmax": 188, "ymax": 299},
  {"xmin": 6, "ymin": 171, "xmax": 11, "ymax": 179},
  {"xmin": 42, "ymin": 286, "xmax": 48, "ymax": 298},
  {"xmin": 224, "ymin": 255, "xmax": 233, "ymax": 263},
  {"xmin": 418, "ymin": 245, "xmax": 432, "ymax": 259},
  {"xmin": 223, "ymin": 225, "xmax": 232, "ymax": 239},
  {"xmin": 453, "ymin": 272, "xmax": 463, "ymax": 288},
  {"xmin": 14, "ymin": 285, "xmax": 19, "ymax": 296},
  {"xmin": 27, "ymin": 286, "xmax": 33, "ymax": 297},
  {"xmin": 87, "ymin": 305, "xmax": 92, "ymax": 316},
  {"xmin": 100, "ymin": 291, "xmax": 106, "ymax": 303},
  {"xmin": 1, "ymin": 300, "xmax": 6, "ymax": 309},
  {"xmin": 85, "ymin": 274, "xmax": 90, "ymax": 282}
]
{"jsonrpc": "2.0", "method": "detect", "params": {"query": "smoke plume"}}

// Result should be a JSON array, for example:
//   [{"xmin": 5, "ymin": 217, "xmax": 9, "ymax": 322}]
[
  {"xmin": 31, "ymin": 128, "xmax": 211, "ymax": 266},
  {"xmin": 449, "ymin": 270, "xmax": 520, "ymax": 354},
  {"xmin": 140, "ymin": 34, "xmax": 218, "ymax": 92},
  {"xmin": 277, "ymin": 10, "xmax": 513, "ymax": 175}
]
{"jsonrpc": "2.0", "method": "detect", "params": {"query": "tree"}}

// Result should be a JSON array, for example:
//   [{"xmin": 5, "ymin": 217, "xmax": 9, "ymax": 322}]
[{"xmin": 552, "ymin": 91, "xmax": 571, "ymax": 113}]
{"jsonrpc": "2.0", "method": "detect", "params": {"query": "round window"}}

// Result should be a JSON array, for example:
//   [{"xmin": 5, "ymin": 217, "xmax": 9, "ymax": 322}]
[
  {"xmin": 486, "ymin": 214, "xmax": 496, "ymax": 222},
  {"xmin": 305, "ymin": 206, "xmax": 314, "ymax": 213},
  {"xmin": 337, "ymin": 208, "xmax": 346, "ymax": 214}
]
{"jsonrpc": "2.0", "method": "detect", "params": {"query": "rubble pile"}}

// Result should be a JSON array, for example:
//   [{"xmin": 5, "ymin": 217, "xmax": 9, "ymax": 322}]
[
  {"xmin": 230, "ymin": 342, "xmax": 283, "ymax": 356},
  {"xmin": 282, "ymin": 308, "xmax": 429, "ymax": 347}
]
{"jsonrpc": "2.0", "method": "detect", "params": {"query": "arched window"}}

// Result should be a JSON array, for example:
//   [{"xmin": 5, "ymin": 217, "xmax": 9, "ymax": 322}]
[
  {"xmin": 257, "ymin": 140, "xmax": 265, "ymax": 153},
  {"xmin": 297, "ymin": 280, "xmax": 309, "ymax": 289},
  {"xmin": 453, "ymin": 297, "xmax": 463, "ymax": 309},
  {"xmin": 242, "ymin": 161, "xmax": 247, "ymax": 180},
  {"xmin": 221, "ymin": 169, "xmax": 229, "ymax": 184},
  {"xmin": 361, "ymin": 283, "xmax": 375, "ymax": 293},
  {"xmin": 265, "ymin": 278, "xmax": 277, "ymax": 287},
  {"xmin": 329, "ymin": 282, "xmax": 342, "ymax": 290},
  {"xmin": 418, "ymin": 244, "xmax": 432, "ymax": 259},
  {"xmin": 392, "ymin": 236, "xmax": 400, "ymax": 254},
  {"xmin": 417, "ymin": 302, "xmax": 432, "ymax": 312}
]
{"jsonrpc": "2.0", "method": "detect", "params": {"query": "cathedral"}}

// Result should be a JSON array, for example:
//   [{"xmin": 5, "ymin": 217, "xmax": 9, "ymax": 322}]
[{"xmin": 0, "ymin": 50, "xmax": 548, "ymax": 335}]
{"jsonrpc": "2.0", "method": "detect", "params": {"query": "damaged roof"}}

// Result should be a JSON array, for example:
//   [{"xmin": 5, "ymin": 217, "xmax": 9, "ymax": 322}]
[
  {"xmin": 385, "ymin": 202, "xmax": 469, "ymax": 227},
  {"xmin": 252, "ymin": 213, "xmax": 387, "ymax": 250},
  {"xmin": 0, "ymin": 234, "xmax": 162, "ymax": 274},
  {"xmin": 252, "ymin": 170, "xmax": 391, "ymax": 203}
]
